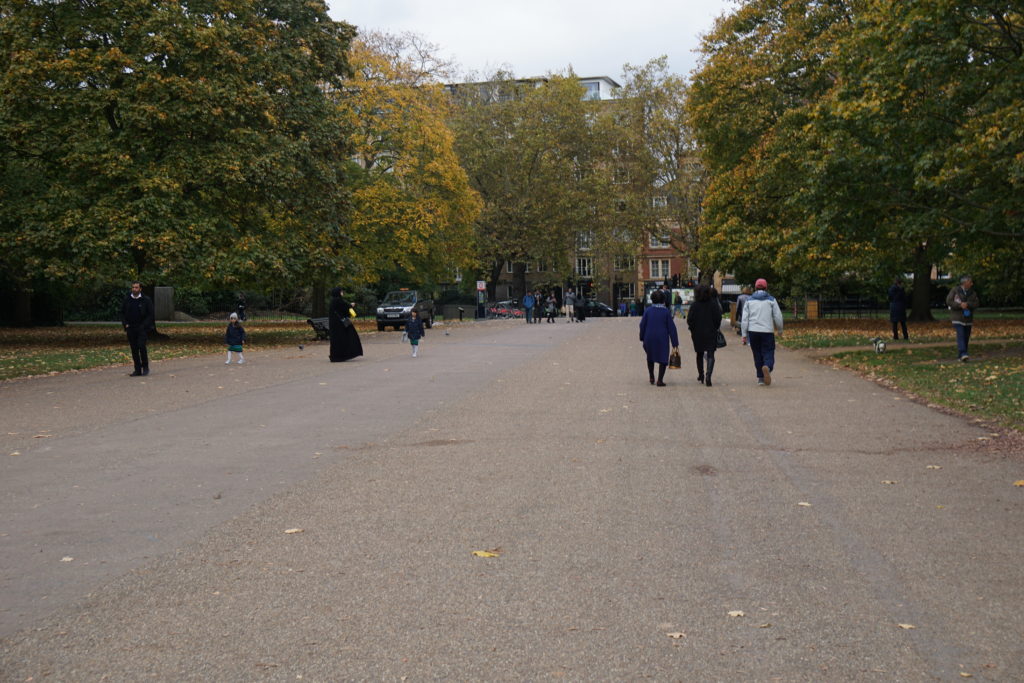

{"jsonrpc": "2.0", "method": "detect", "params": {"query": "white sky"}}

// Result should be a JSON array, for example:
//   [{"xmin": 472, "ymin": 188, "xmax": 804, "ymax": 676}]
[{"xmin": 325, "ymin": 0, "xmax": 737, "ymax": 82}]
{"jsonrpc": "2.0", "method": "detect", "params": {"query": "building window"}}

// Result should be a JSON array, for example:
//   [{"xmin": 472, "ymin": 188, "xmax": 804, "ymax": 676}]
[
  {"xmin": 613, "ymin": 167, "xmax": 629, "ymax": 185},
  {"xmin": 576, "ymin": 257, "xmax": 593, "ymax": 277},
  {"xmin": 616, "ymin": 199, "xmax": 627, "ymax": 212},
  {"xmin": 576, "ymin": 231, "xmax": 593, "ymax": 251},
  {"xmin": 652, "ymin": 196, "xmax": 668, "ymax": 209},
  {"xmin": 648, "ymin": 233, "xmax": 671, "ymax": 249},
  {"xmin": 524, "ymin": 262, "xmax": 532, "ymax": 274},
  {"xmin": 506, "ymin": 285, "xmax": 514, "ymax": 299},
  {"xmin": 615, "ymin": 256, "xmax": 636, "ymax": 271},
  {"xmin": 506, "ymin": 260, "xmax": 513, "ymax": 273},
  {"xmin": 649, "ymin": 259, "xmax": 670, "ymax": 279},
  {"xmin": 536, "ymin": 261, "xmax": 546, "ymax": 272}
]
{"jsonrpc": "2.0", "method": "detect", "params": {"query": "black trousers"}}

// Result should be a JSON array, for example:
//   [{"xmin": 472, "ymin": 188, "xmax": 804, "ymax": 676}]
[{"xmin": 126, "ymin": 327, "xmax": 149, "ymax": 371}]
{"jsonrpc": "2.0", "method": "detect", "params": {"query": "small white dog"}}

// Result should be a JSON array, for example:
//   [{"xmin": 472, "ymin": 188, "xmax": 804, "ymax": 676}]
[{"xmin": 870, "ymin": 337, "xmax": 887, "ymax": 354}]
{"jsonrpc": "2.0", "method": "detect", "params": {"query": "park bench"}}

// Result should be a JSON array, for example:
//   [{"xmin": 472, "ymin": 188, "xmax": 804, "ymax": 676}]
[{"xmin": 306, "ymin": 317, "xmax": 330, "ymax": 340}]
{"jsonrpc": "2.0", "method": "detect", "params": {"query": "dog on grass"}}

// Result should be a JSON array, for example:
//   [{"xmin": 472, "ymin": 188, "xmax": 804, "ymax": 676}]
[{"xmin": 870, "ymin": 337, "xmax": 887, "ymax": 354}]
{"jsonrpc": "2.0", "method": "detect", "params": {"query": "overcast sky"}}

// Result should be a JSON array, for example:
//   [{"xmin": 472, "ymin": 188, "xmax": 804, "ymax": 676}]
[{"xmin": 326, "ymin": 0, "xmax": 737, "ymax": 82}]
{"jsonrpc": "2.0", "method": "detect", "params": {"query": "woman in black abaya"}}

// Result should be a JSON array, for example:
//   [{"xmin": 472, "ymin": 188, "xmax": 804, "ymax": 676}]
[{"xmin": 329, "ymin": 287, "xmax": 363, "ymax": 362}]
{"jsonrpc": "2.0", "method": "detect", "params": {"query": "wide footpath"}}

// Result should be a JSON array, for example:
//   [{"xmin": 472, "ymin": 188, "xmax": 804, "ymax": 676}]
[{"xmin": 1, "ymin": 317, "xmax": 1022, "ymax": 680}]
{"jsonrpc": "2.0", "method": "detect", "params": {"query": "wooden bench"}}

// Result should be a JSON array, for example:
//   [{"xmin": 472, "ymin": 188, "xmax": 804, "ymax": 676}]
[{"xmin": 306, "ymin": 317, "xmax": 330, "ymax": 340}]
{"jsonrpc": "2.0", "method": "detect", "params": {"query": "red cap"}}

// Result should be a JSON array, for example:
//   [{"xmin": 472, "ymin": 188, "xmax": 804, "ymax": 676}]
[{"xmin": 755, "ymin": 278, "xmax": 768, "ymax": 289}]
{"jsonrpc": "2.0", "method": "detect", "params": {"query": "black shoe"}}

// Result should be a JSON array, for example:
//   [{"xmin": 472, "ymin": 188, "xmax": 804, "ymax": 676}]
[
  {"xmin": 649, "ymin": 377, "xmax": 655, "ymax": 385},
  {"xmin": 141, "ymin": 367, "xmax": 149, "ymax": 376},
  {"xmin": 130, "ymin": 370, "xmax": 142, "ymax": 377},
  {"xmin": 696, "ymin": 375, "xmax": 704, "ymax": 383},
  {"xmin": 656, "ymin": 381, "xmax": 666, "ymax": 387},
  {"xmin": 705, "ymin": 378, "xmax": 713, "ymax": 387}
]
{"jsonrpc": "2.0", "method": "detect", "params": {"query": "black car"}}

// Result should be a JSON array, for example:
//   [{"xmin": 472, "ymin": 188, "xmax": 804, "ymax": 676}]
[
  {"xmin": 583, "ymin": 299, "xmax": 617, "ymax": 317},
  {"xmin": 376, "ymin": 290, "xmax": 434, "ymax": 331}
]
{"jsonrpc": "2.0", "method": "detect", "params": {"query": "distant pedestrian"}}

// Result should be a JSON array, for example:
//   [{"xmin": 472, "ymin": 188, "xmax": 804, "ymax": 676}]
[
  {"xmin": 224, "ymin": 312, "xmax": 247, "ymax": 364},
  {"xmin": 576, "ymin": 294, "xmax": 587, "ymax": 322},
  {"xmin": 888, "ymin": 278, "xmax": 908, "ymax": 340},
  {"xmin": 523, "ymin": 291, "xmax": 536, "ymax": 324},
  {"xmin": 639, "ymin": 289, "xmax": 679, "ymax": 387},
  {"xmin": 740, "ymin": 278, "xmax": 784, "ymax": 386},
  {"xmin": 546, "ymin": 293, "xmax": 557, "ymax": 323},
  {"xmin": 629, "ymin": 299, "xmax": 638, "ymax": 317},
  {"xmin": 328, "ymin": 287, "xmax": 363, "ymax": 362},
  {"xmin": 733, "ymin": 285, "xmax": 752, "ymax": 339},
  {"xmin": 687, "ymin": 284, "xmax": 723, "ymax": 387},
  {"xmin": 946, "ymin": 276, "xmax": 979, "ymax": 362},
  {"xmin": 564, "ymin": 288, "xmax": 577, "ymax": 322},
  {"xmin": 121, "ymin": 281, "xmax": 154, "ymax": 377},
  {"xmin": 672, "ymin": 291, "xmax": 683, "ymax": 319},
  {"xmin": 406, "ymin": 309, "xmax": 425, "ymax": 357},
  {"xmin": 235, "ymin": 293, "xmax": 247, "ymax": 322}
]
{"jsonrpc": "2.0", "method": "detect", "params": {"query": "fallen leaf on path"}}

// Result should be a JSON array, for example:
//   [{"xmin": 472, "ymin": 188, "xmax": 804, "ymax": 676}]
[
  {"xmin": 960, "ymin": 674, "xmax": 973, "ymax": 678},
  {"xmin": 284, "ymin": 528, "xmax": 304, "ymax": 534},
  {"xmin": 758, "ymin": 623, "xmax": 771, "ymax": 628},
  {"xmin": 727, "ymin": 610, "xmax": 745, "ymax": 618},
  {"xmin": 61, "ymin": 556, "xmax": 74, "ymax": 562},
  {"xmin": 9, "ymin": 451, "xmax": 19, "ymax": 457},
  {"xmin": 32, "ymin": 434, "xmax": 52, "ymax": 439},
  {"xmin": 926, "ymin": 465, "xmax": 942, "ymax": 470},
  {"xmin": 797, "ymin": 502, "xmax": 812, "ymax": 507},
  {"xmin": 471, "ymin": 548, "xmax": 502, "ymax": 558},
  {"xmin": 1014, "ymin": 481, "xmax": 1024, "ymax": 487},
  {"xmin": 666, "ymin": 632, "xmax": 686, "ymax": 639},
  {"xmin": 881, "ymin": 480, "xmax": 898, "ymax": 485},
  {"xmin": 897, "ymin": 623, "xmax": 915, "ymax": 629}
]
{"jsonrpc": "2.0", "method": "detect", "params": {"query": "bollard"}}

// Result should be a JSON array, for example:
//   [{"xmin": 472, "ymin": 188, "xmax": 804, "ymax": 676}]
[{"xmin": 458, "ymin": 307, "xmax": 465, "ymax": 321}]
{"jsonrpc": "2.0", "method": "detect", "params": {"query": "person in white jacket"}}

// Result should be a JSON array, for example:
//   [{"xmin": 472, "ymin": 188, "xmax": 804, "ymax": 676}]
[{"xmin": 740, "ymin": 278, "xmax": 784, "ymax": 385}]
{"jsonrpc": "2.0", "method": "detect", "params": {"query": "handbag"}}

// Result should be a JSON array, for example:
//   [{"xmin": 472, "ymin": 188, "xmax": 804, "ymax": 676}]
[
  {"xmin": 716, "ymin": 330, "xmax": 727, "ymax": 348},
  {"xmin": 668, "ymin": 348, "xmax": 682, "ymax": 369}
]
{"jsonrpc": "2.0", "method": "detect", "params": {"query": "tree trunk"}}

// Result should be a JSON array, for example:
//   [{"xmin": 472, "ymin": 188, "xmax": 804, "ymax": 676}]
[
  {"xmin": 13, "ymin": 288, "xmax": 32, "ymax": 326},
  {"xmin": 512, "ymin": 262, "xmax": 527, "ymax": 303},
  {"xmin": 311, "ymin": 282, "xmax": 327, "ymax": 318},
  {"xmin": 909, "ymin": 245, "xmax": 934, "ymax": 322},
  {"xmin": 487, "ymin": 259, "xmax": 503, "ymax": 302}
]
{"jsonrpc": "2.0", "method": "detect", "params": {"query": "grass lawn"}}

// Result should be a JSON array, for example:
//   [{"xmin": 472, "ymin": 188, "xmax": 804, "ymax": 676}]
[
  {"xmin": 778, "ymin": 318, "xmax": 1024, "ymax": 348},
  {"xmin": 0, "ymin": 321, "xmax": 377, "ymax": 381},
  {"xmin": 829, "ymin": 343, "xmax": 1024, "ymax": 431}
]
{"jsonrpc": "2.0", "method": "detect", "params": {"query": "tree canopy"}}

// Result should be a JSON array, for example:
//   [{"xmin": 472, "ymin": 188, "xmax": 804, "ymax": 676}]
[
  {"xmin": 1, "ymin": 0, "xmax": 356, "ymax": 289},
  {"xmin": 689, "ymin": 0, "xmax": 1023, "ymax": 311}
]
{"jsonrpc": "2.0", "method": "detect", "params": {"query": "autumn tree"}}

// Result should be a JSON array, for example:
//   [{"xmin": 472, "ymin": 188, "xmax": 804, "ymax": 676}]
[
  {"xmin": 334, "ymin": 31, "xmax": 480, "ymax": 291},
  {"xmin": 0, "ymin": 0, "xmax": 356, "ymax": 295},
  {"xmin": 690, "ymin": 0, "xmax": 1023, "ymax": 315},
  {"xmin": 448, "ymin": 73, "xmax": 600, "ymax": 299},
  {"xmin": 613, "ymin": 58, "xmax": 708, "ymax": 282}
]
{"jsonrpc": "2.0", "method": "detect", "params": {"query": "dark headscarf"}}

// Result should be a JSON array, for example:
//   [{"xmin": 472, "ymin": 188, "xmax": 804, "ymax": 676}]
[{"xmin": 330, "ymin": 287, "xmax": 342, "ymax": 298}]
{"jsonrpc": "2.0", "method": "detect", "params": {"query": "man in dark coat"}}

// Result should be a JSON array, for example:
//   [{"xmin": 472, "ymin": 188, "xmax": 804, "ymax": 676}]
[
  {"xmin": 328, "ymin": 287, "xmax": 363, "ymax": 362},
  {"xmin": 121, "ymin": 281, "xmax": 154, "ymax": 376},
  {"xmin": 888, "ymin": 278, "xmax": 908, "ymax": 340}
]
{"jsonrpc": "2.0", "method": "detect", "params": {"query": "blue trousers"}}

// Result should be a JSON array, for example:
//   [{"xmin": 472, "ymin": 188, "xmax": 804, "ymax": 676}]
[
  {"xmin": 525, "ymin": 307, "xmax": 533, "ymax": 323},
  {"xmin": 747, "ymin": 331, "xmax": 775, "ymax": 379},
  {"xmin": 954, "ymin": 322, "xmax": 972, "ymax": 358}
]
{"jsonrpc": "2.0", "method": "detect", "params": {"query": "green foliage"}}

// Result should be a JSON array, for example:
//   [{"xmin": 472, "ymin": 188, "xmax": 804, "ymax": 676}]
[
  {"xmin": 689, "ymin": 1, "xmax": 1023, "ymax": 311},
  {"xmin": 0, "ymin": 0, "xmax": 356, "ymax": 289}
]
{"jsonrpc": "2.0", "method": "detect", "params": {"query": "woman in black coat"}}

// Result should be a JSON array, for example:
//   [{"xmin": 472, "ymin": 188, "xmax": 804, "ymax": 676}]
[
  {"xmin": 888, "ymin": 278, "xmax": 908, "ymax": 340},
  {"xmin": 328, "ymin": 287, "xmax": 363, "ymax": 362},
  {"xmin": 686, "ymin": 284, "xmax": 723, "ymax": 387}
]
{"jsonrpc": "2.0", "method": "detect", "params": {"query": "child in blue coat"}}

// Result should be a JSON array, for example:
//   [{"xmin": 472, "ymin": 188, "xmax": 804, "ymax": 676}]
[
  {"xmin": 225, "ymin": 312, "xmax": 247, "ymax": 364},
  {"xmin": 406, "ymin": 310, "xmax": 425, "ymax": 357}
]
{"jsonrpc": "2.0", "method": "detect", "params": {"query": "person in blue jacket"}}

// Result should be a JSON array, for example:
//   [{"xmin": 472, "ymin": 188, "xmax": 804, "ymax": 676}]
[
  {"xmin": 639, "ymin": 289, "xmax": 680, "ymax": 386},
  {"xmin": 522, "ymin": 291, "xmax": 535, "ymax": 324}
]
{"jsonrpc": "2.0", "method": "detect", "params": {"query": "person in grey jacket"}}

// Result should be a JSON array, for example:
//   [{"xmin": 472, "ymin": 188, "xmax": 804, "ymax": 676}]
[
  {"xmin": 564, "ymin": 289, "xmax": 577, "ymax": 322},
  {"xmin": 740, "ymin": 278, "xmax": 784, "ymax": 386},
  {"xmin": 946, "ymin": 275, "xmax": 979, "ymax": 361}
]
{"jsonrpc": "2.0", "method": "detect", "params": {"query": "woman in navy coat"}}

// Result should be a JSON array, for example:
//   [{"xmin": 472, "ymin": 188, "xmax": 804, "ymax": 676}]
[{"xmin": 639, "ymin": 289, "xmax": 679, "ymax": 386}]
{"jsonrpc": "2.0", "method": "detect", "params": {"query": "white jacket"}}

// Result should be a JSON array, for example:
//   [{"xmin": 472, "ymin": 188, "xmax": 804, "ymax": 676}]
[{"xmin": 741, "ymin": 291, "xmax": 783, "ymax": 335}]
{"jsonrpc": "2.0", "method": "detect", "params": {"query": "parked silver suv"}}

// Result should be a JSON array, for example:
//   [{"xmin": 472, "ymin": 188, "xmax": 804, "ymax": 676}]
[{"xmin": 376, "ymin": 290, "xmax": 433, "ymax": 331}]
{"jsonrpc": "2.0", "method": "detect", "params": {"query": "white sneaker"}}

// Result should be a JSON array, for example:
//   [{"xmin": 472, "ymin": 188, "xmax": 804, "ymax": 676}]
[
  {"xmin": 225, "ymin": 360, "xmax": 231, "ymax": 364},
  {"xmin": 237, "ymin": 359, "xmax": 245, "ymax": 364}
]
